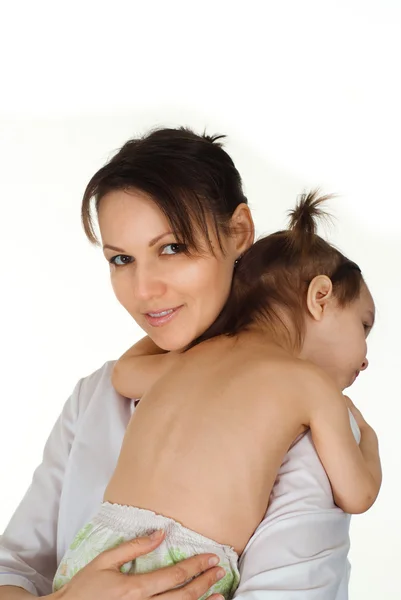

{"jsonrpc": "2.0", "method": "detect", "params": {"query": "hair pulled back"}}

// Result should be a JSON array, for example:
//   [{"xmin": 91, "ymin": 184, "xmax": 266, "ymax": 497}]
[{"xmin": 81, "ymin": 127, "xmax": 248, "ymax": 253}]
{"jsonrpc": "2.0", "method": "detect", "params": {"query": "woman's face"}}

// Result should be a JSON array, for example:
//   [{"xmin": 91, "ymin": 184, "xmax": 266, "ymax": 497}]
[{"xmin": 98, "ymin": 189, "xmax": 253, "ymax": 351}]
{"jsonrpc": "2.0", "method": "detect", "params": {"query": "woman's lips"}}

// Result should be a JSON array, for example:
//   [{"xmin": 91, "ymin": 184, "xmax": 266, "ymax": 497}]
[{"xmin": 144, "ymin": 305, "xmax": 183, "ymax": 327}]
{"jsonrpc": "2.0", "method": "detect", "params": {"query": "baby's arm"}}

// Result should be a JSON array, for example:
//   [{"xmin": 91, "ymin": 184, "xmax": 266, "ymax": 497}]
[
  {"xmin": 112, "ymin": 337, "xmax": 180, "ymax": 398},
  {"xmin": 304, "ymin": 367, "xmax": 381, "ymax": 514}
]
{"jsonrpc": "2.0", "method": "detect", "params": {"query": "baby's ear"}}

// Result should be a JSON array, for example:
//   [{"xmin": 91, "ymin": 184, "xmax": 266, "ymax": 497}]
[{"xmin": 306, "ymin": 275, "xmax": 333, "ymax": 321}]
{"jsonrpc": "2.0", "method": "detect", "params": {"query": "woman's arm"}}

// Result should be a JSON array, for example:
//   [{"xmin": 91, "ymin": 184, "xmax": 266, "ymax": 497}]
[
  {"xmin": 112, "ymin": 337, "xmax": 180, "ymax": 398},
  {"xmin": 307, "ymin": 371, "xmax": 381, "ymax": 514},
  {"xmin": 0, "ymin": 588, "xmax": 40, "ymax": 599},
  {"xmin": 0, "ymin": 378, "xmax": 82, "ymax": 595},
  {"xmin": 0, "ymin": 365, "xmax": 223, "ymax": 600}
]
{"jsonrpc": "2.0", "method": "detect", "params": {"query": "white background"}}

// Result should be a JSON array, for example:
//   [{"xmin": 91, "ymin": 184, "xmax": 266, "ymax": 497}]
[{"xmin": 0, "ymin": 1, "xmax": 400, "ymax": 598}]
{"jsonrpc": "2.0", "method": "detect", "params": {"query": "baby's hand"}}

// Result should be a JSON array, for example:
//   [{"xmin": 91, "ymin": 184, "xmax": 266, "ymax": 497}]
[
  {"xmin": 343, "ymin": 395, "xmax": 368, "ymax": 430},
  {"xmin": 111, "ymin": 357, "xmax": 130, "ymax": 396},
  {"xmin": 111, "ymin": 340, "xmax": 182, "ymax": 399}
]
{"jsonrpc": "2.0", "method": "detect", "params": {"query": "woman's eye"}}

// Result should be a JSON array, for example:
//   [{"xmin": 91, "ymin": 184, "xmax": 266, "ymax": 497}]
[
  {"xmin": 161, "ymin": 243, "xmax": 186, "ymax": 255},
  {"xmin": 110, "ymin": 255, "xmax": 133, "ymax": 266}
]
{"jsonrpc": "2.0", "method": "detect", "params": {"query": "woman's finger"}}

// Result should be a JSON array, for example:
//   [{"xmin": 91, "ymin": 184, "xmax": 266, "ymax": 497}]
[
  {"xmin": 95, "ymin": 530, "xmax": 166, "ymax": 569},
  {"xmin": 162, "ymin": 564, "xmax": 226, "ymax": 600},
  {"xmin": 134, "ymin": 553, "xmax": 223, "ymax": 597}
]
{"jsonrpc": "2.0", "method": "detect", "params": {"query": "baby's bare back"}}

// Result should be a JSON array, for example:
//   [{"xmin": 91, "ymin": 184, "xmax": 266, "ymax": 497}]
[{"xmin": 105, "ymin": 334, "xmax": 306, "ymax": 554}]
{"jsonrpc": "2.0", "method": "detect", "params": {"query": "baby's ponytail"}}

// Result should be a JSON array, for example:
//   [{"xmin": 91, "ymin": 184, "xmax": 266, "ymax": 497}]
[
  {"xmin": 287, "ymin": 190, "xmax": 333, "ymax": 256},
  {"xmin": 189, "ymin": 190, "xmax": 364, "ymax": 351}
]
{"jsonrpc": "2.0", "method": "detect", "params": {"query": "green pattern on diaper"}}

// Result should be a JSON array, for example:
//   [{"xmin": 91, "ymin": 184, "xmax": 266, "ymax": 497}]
[
  {"xmin": 54, "ymin": 519, "xmax": 239, "ymax": 599},
  {"xmin": 212, "ymin": 565, "xmax": 239, "ymax": 595},
  {"xmin": 69, "ymin": 522, "xmax": 95, "ymax": 550}
]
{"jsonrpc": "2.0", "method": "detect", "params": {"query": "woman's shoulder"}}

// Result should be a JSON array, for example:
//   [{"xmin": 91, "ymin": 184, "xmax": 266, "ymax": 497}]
[
  {"xmin": 72, "ymin": 360, "xmax": 125, "ymax": 415},
  {"xmin": 79, "ymin": 359, "xmax": 116, "ymax": 390}
]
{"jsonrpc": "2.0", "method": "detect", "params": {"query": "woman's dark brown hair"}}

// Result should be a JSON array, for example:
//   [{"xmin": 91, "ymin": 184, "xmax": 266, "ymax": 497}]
[
  {"xmin": 193, "ymin": 190, "xmax": 364, "ymax": 350},
  {"xmin": 81, "ymin": 127, "xmax": 248, "ymax": 253}
]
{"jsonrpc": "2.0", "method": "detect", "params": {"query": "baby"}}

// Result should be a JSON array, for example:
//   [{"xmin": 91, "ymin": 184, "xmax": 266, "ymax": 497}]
[{"xmin": 53, "ymin": 192, "xmax": 381, "ymax": 598}]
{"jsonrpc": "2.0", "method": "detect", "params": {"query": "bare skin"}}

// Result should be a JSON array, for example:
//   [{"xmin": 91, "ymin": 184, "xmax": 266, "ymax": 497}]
[{"xmin": 105, "ymin": 331, "xmax": 381, "ymax": 555}]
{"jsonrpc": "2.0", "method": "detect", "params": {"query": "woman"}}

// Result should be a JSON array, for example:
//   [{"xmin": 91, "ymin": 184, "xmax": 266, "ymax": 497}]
[{"xmin": 0, "ymin": 128, "xmax": 357, "ymax": 600}]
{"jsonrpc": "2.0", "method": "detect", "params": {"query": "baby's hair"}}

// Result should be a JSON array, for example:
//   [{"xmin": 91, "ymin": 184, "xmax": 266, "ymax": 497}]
[{"xmin": 192, "ymin": 190, "xmax": 364, "ymax": 350}]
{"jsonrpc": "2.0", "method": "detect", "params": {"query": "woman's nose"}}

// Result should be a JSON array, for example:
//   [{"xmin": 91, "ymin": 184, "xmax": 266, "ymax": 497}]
[
  {"xmin": 133, "ymin": 266, "xmax": 166, "ymax": 300},
  {"xmin": 360, "ymin": 357, "xmax": 369, "ymax": 371}
]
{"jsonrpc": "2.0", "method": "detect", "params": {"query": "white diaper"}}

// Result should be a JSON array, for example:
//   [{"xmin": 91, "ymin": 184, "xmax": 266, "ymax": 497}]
[{"xmin": 53, "ymin": 502, "xmax": 240, "ymax": 599}]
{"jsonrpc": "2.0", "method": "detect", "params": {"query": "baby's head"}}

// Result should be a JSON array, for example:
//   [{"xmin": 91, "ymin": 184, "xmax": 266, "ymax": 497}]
[{"xmin": 197, "ymin": 191, "xmax": 375, "ymax": 391}]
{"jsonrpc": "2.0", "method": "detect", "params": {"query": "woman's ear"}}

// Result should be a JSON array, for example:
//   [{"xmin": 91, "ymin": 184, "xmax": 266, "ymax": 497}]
[
  {"xmin": 229, "ymin": 203, "xmax": 255, "ymax": 257},
  {"xmin": 307, "ymin": 275, "xmax": 334, "ymax": 321}
]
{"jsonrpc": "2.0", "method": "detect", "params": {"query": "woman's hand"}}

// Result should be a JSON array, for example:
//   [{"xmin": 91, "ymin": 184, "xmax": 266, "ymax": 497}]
[{"xmin": 53, "ymin": 530, "xmax": 225, "ymax": 600}]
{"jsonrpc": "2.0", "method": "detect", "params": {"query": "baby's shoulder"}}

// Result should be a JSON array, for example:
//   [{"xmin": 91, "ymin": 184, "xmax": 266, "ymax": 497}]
[
  {"xmin": 243, "ymin": 353, "xmax": 328, "ymax": 406},
  {"xmin": 244, "ymin": 350, "xmax": 301, "ymax": 382}
]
